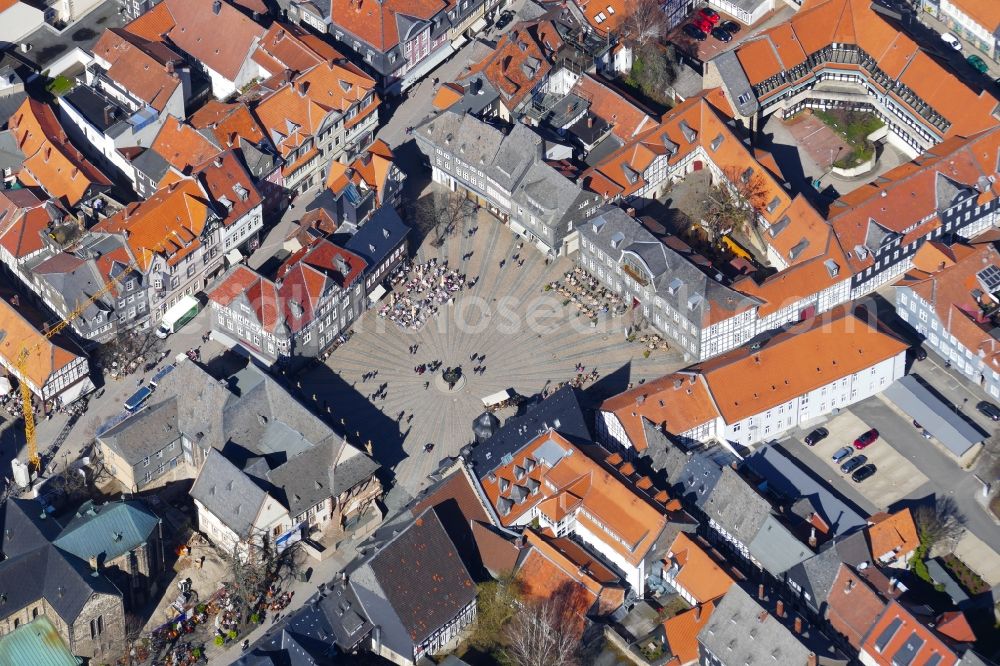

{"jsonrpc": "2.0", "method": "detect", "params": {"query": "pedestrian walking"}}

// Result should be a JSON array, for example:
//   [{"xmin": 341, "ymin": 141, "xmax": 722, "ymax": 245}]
[{"xmin": 499, "ymin": 259, "xmax": 505, "ymax": 269}]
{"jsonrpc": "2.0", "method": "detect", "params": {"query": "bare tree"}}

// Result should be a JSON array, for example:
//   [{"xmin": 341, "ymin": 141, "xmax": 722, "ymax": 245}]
[
  {"xmin": 700, "ymin": 166, "xmax": 772, "ymax": 243},
  {"xmin": 630, "ymin": 43, "xmax": 679, "ymax": 104},
  {"xmin": 470, "ymin": 572, "xmax": 522, "ymax": 651},
  {"xmin": 224, "ymin": 534, "xmax": 289, "ymax": 626},
  {"xmin": 621, "ymin": 0, "xmax": 669, "ymax": 48},
  {"xmin": 914, "ymin": 498, "xmax": 964, "ymax": 548},
  {"xmin": 504, "ymin": 583, "xmax": 588, "ymax": 666},
  {"xmin": 109, "ymin": 613, "xmax": 147, "ymax": 666},
  {"xmin": 413, "ymin": 190, "xmax": 476, "ymax": 247}
]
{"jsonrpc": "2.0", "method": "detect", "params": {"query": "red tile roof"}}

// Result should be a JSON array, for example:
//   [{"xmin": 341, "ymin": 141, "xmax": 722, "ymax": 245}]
[
  {"xmin": 9, "ymin": 98, "xmax": 112, "ymax": 207},
  {"xmin": 662, "ymin": 601, "xmax": 717, "ymax": 665},
  {"xmin": 94, "ymin": 178, "xmax": 211, "ymax": 271},
  {"xmin": 480, "ymin": 431, "xmax": 668, "ymax": 566},
  {"xmin": 92, "ymin": 28, "xmax": 184, "ymax": 112},
  {"xmin": 151, "ymin": 115, "xmax": 222, "ymax": 175},
  {"xmin": 195, "ymin": 150, "xmax": 263, "ymax": 227},
  {"xmin": 253, "ymin": 21, "xmax": 344, "ymax": 77},
  {"xmin": 825, "ymin": 564, "xmax": 888, "ymax": 649},
  {"xmin": 899, "ymin": 242, "xmax": 1000, "ymax": 380},
  {"xmin": 0, "ymin": 296, "xmax": 82, "ymax": 391},
  {"xmin": 734, "ymin": 0, "xmax": 1000, "ymax": 138},
  {"xmin": 860, "ymin": 601, "xmax": 958, "ymax": 666},
  {"xmin": 328, "ymin": 0, "xmax": 448, "ymax": 53},
  {"xmin": 465, "ymin": 20, "xmax": 564, "ymax": 110},
  {"xmin": 126, "ymin": 0, "xmax": 265, "ymax": 81},
  {"xmin": 665, "ymin": 532, "xmax": 735, "ymax": 604},
  {"xmin": 188, "ymin": 101, "xmax": 269, "ymax": 150},
  {"xmin": 0, "ymin": 190, "xmax": 62, "ymax": 261},
  {"xmin": 253, "ymin": 60, "xmax": 377, "ymax": 163}
]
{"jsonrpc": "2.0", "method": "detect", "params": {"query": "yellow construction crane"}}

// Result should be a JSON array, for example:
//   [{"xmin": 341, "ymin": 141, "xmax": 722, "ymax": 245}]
[{"xmin": 15, "ymin": 259, "xmax": 139, "ymax": 471}]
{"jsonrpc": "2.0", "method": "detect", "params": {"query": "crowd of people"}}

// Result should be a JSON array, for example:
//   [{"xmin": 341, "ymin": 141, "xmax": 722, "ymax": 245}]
[
  {"xmin": 548, "ymin": 267, "xmax": 628, "ymax": 323},
  {"xmin": 379, "ymin": 257, "xmax": 466, "ymax": 330}
]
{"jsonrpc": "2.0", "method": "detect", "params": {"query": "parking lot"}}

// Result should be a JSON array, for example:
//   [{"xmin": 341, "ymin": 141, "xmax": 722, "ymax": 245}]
[
  {"xmin": 787, "ymin": 411, "xmax": 928, "ymax": 511},
  {"xmin": 669, "ymin": 4, "xmax": 795, "ymax": 62}
]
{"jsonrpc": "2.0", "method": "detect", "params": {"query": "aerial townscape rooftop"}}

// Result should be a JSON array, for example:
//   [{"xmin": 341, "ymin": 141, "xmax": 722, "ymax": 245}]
[{"xmin": 0, "ymin": 0, "xmax": 998, "ymax": 664}]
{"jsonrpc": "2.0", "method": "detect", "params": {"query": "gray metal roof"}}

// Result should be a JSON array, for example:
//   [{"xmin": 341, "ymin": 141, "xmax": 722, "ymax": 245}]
[
  {"xmin": 53, "ymin": 499, "xmax": 160, "ymax": 564},
  {"xmin": 0, "ymin": 128, "xmax": 24, "ymax": 172},
  {"xmin": 580, "ymin": 208, "xmax": 759, "ymax": 330},
  {"xmin": 265, "ymin": 439, "xmax": 379, "ymax": 517},
  {"xmin": 883, "ymin": 375, "xmax": 987, "ymax": 456},
  {"xmin": 784, "ymin": 547, "xmax": 844, "ymax": 611},
  {"xmin": 190, "ymin": 449, "xmax": 268, "ymax": 540},
  {"xmin": 703, "ymin": 466, "xmax": 772, "ymax": 545},
  {"xmin": 0, "ymin": 500, "xmax": 120, "ymax": 623},
  {"xmin": 746, "ymin": 446, "xmax": 867, "ymax": 537},
  {"xmin": 747, "ymin": 514, "xmax": 813, "ymax": 576},
  {"xmin": 344, "ymin": 205, "xmax": 409, "ymax": 270}
]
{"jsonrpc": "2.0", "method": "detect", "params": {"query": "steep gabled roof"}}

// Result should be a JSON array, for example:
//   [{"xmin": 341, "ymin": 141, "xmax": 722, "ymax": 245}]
[
  {"xmin": 91, "ymin": 28, "xmax": 184, "ymax": 112},
  {"xmin": 9, "ymin": 98, "xmax": 112, "ymax": 207}
]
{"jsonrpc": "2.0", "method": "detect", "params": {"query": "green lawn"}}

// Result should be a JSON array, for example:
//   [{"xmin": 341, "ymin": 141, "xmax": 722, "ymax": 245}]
[
  {"xmin": 814, "ymin": 109, "xmax": 883, "ymax": 168},
  {"xmin": 45, "ymin": 75, "xmax": 75, "ymax": 97}
]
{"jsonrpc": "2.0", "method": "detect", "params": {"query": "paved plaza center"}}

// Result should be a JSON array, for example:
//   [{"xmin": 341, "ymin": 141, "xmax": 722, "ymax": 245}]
[{"xmin": 303, "ymin": 205, "xmax": 682, "ymax": 499}]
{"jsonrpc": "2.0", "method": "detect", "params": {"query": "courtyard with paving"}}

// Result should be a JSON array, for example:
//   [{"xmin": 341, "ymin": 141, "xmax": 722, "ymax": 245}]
[{"xmin": 302, "ymin": 199, "xmax": 683, "ymax": 501}]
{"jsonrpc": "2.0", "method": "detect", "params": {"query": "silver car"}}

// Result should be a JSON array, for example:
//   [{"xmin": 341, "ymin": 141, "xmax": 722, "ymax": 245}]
[{"xmin": 831, "ymin": 446, "xmax": 853, "ymax": 463}]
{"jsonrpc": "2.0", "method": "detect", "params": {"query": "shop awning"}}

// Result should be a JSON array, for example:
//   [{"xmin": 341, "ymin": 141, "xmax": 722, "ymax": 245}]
[
  {"xmin": 470, "ymin": 17, "xmax": 488, "ymax": 33},
  {"xmin": 368, "ymin": 284, "xmax": 387, "ymax": 303},
  {"xmin": 451, "ymin": 34, "xmax": 468, "ymax": 49},
  {"xmin": 225, "ymin": 248, "xmax": 244, "ymax": 266}
]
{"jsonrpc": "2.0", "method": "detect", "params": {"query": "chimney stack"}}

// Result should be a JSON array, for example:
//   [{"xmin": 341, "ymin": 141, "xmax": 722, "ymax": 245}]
[
  {"xmin": 758, "ymin": 583, "xmax": 765, "ymax": 600},
  {"xmin": 808, "ymin": 527, "xmax": 817, "ymax": 548},
  {"xmin": 888, "ymin": 577, "xmax": 898, "ymax": 594},
  {"xmin": 794, "ymin": 617, "xmax": 803, "ymax": 634},
  {"xmin": 807, "ymin": 652, "xmax": 817, "ymax": 666},
  {"xmin": 776, "ymin": 600, "xmax": 784, "ymax": 618},
  {"xmin": 845, "ymin": 579, "xmax": 855, "ymax": 593},
  {"xmin": 694, "ymin": 605, "xmax": 702, "ymax": 621},
  {"xmin": 757, "ymin": 610, "xmax": 768, "ymax": 623}
]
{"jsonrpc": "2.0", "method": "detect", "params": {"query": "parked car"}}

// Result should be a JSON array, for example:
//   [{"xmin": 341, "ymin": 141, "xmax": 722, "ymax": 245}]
[
  {"xmin": 804, "ymin": 427, "xmax": 829, "ymax": 446},
  {"xmin": 976, "ymin": 400, "xmax": 1000, "ymax": 421},
  {"xmin": 941, "ymin": 33, "xmax": 962, "ymax": 50},
  {"xmin": 683, "ymin": 24, "xmax": 708, "ymax": 41},
  {"xmin": 852, "ymin": 463, "xmax": 877, "ymax": 482},
  {"xmin": 853, "ymin": 428, "xmax": 879, "ymax": 449},
  {"xmin": 495, "ymin": 10, "xmax": 514, "ymax": 29},
  {"xmin": 698, "ymin": 7, "xmax": 721, "ymax": 24},
  {"xmin": 840, "ymin": 455, "xmax": 868, "ymax": 474},
  {"xmin": 720, "ymin": 20, "xmax": 741, "ymax": 33},
  {"xmin": 711, "ymin": 27, "xmax": 732, "ymax": 42},
  {"xmin": 911, "ymin": 346, "xmax": 927, "ymax": 361},
  {"xmin": 967, "ymin": 54, "xmax": 989, "ymax": 73},
  {"xmin": 693, "ymin": 17, "xmax": 714, "ymax": 33},
  {"xmin": 832, "ymin": 446, "xmax": 854, "ymax": 463}
]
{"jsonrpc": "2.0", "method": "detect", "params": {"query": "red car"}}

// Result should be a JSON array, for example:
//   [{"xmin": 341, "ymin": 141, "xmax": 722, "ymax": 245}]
[
  {"xmin": 853, "ymin": 428, "xmax": 879, "ymax": 449},
  {"xmin": 698, "ymin": 7, "xmax": 721, "ymax": 24},
  {"xmin": 692, "ymin": 17, "xmax": 714, "ymax": 33}
]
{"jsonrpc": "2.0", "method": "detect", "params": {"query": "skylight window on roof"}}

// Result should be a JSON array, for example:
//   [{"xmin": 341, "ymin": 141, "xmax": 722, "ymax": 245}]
[
  {"xmin": 607, "ymin": 5, "xmax": 614, "ymax": 12},
  {"xmin": 874, "ymin": 617, "xmax": 902, "ymax": 653},
  {"xmin": 977, "ymin": 265, "xmax": 1000, "ymax": 293},
  {"xmin": 595, "ymin": 13, "xmax": 604, "ymax": 23}
]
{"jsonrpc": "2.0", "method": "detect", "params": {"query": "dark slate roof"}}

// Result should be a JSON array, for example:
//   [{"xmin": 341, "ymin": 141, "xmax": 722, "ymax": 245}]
[
  {"xmin": 0, "ymin": 128, "xmax": 25, "ymax": 171},
  {"xmin": 53, "ymin": 499, "xmax": 160, "ymax": 564},
  {"xmin": 349, "ymin": 508, "xmax": 476, "ymax": 658},
  {"xmin": 641, "ymin": 420, "xmax": 734, "ymax": 509},
  {"xmin": 702, "ymin": 466, "xmax": 771, "ymax": 545},
  {"xmin": 580, "ymin": 208, "xmax": 759, "ymax": 331},
  {"xmin": 131, "ymin": 147, "xmax": 171, "ymax": 183},
  {"xmin": 465, "ymin": 386, "xmax": 590, "ymax": 475},
  {"xmin": 343, "ymin": 205, "xmax": 409, "ymax": 269},
  {"xmin": 265, "ymin": 439, "xmax": 379, "ymax": 517},
  {"xmin": 190, "ymin": 449, "xmax": 268, "ymax": 539},
  {"xmin": 711, "ymin": 50, "xmax": 759, "ymax": 116},
  {"xmin": 0, "ymin": 500, "xmax": 120, "ymax": 623},
  {"xmin": 99, "ymin": 399, "xmax": 180, "ymax": 464},
  {"xmin": 698, "ymin": 585, "xmax": 813, "ymax": 665},
  {"xmin": 745, "ymin": 446, "xmax": 867, "ymax": 538}
]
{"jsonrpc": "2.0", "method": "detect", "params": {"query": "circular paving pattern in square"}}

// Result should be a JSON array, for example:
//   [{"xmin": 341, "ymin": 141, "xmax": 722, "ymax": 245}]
[{"xmin": 304, "ymin": 209, "xmax": 683, "ymax": 496}]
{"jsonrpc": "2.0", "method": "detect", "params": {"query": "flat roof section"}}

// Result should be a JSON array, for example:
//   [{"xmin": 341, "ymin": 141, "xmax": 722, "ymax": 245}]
[{"xmin": 882, "ymin": 375, "xmax": 988, "ymax": 457}]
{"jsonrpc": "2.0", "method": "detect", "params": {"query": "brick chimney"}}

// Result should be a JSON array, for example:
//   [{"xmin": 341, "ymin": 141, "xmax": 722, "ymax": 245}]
[
  {"xmin": 808, "ymin": 526, "xmax": 817, "ymax": 548},
  {"xmin": 807, "ymin": 652, "xmax": 817, "ymax": 666},
  {"xmin": 794, "ymin": 616, "xmax": 803, "ymax": 634},
  {"xmin": 587, "ymin": 115, "xmax": 594, "ymax": 128},
  {"xmin": 776, "ymin": 600, "xmax": 784, "ymax": 618},
  {"xmin": 694, "ymin": 605, "xmax": 702, "ymax": 621},
  {"xmin": 757, "ymin": 610, "xmax": 768, "ymax": 623},
  {"xmin": 758, "ymin": 583, "xmax": 765, "ymax": 600}
]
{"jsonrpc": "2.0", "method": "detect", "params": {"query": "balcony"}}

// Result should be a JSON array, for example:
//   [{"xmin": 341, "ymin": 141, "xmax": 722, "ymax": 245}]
[{"xmin": 622, "ymin": 263, "xmax": 649, "ymax": 287}]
